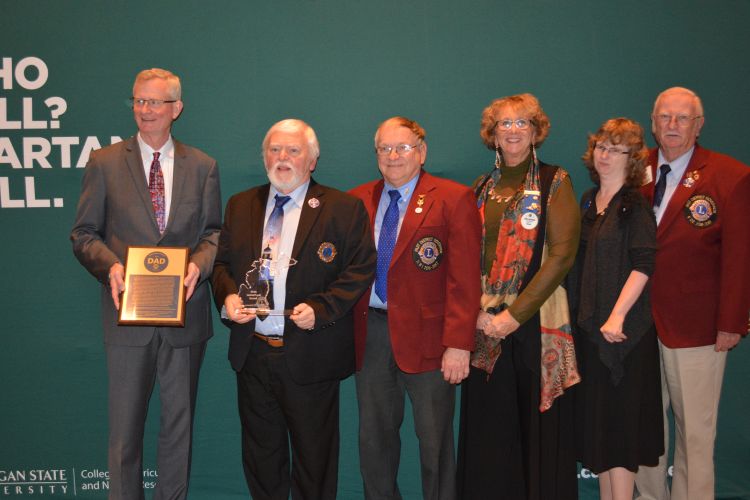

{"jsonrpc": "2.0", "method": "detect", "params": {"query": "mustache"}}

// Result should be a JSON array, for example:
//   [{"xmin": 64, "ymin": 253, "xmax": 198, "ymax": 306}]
[{"xmin": 268, "ymin": 161, "xmax": 293, "ymax": 171}]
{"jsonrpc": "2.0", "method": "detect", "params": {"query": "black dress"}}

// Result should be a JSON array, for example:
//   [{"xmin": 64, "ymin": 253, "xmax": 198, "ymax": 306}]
[{"xmin": 571, "ymin": 187, "xmax": 663, "ymax": 473}]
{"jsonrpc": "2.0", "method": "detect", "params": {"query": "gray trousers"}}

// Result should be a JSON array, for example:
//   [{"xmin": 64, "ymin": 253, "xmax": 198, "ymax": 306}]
[
  {"xmin": 106, "ymin": 331, "xmax": 206, "ymax": 500},
  {"xmin": 355, "ymin": 312, "xmax": 457, "ymax": 500}
]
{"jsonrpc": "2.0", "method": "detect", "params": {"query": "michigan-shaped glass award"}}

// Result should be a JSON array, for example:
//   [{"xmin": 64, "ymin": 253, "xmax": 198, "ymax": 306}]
[{"xmin": 237, "ymin": 246, "xmax": 297, "ymax": 316}]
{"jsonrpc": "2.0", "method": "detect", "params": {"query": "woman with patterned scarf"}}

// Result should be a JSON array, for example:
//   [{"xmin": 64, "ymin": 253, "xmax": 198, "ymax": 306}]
[{"xmin": 457, "ymin": 93, "xmax": 581, "ymax": 500}]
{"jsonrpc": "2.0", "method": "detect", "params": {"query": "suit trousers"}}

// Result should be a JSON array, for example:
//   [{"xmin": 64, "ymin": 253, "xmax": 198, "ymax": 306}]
[
  {"xmin": 634, "ymin": 340, "xmax": 727, "ymax": 500},
  {"xmin": 105, "ymin": 330, "xmax": 206, "ymax": 500},
  {"xmin": 236, "ymin": 337, "xmax": 341, "ymax": 500},
  {"xmin": 355, "ymin": 311, "xmax": 457, "ymax": 500}
]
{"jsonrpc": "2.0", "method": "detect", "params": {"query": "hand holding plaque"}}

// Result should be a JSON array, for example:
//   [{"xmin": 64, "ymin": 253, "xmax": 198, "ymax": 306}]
[
  {"xmin": 237, "ymin": 246, "xmax": 297, "ymax": 317},
  {"xmin": 118, "ymin": 246, "xmax": 189, "ymax": 326}
]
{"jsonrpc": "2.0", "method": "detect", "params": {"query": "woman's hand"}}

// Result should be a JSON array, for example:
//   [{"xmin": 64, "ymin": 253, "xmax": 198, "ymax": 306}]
[
  {"xmin": 484, "ymin": 309, "xmax": 520, "ymax": 339},
  {"xmin": 476, "ymin": 310, "xmax": 493, "ymax": 331},
  {"xmin": 600, "ymin": 313, "xmax": 627, "ymax": 343}
]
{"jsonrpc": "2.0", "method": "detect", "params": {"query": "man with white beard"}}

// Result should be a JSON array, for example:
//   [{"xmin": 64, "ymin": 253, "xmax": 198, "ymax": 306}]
[{"xmin": 211, "ymin": 119, "xmax": 376, "ymax": 500}]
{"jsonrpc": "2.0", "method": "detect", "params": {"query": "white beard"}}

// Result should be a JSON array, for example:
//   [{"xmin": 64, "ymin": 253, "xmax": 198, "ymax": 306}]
[{"xmin": 266, "ymin": 161, "xmax": 304, "ymax": 194}]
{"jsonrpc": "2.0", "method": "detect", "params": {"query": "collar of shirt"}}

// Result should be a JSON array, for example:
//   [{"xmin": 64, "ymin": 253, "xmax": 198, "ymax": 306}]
[
  {"xmin": 374, "ymin": 174, "xmax": 420, "ymax": 237},
  {"xmin": 137, "ymin": 133, "xmax": 175, "ymax": 175},
  {"xmin": 138, "ymin": 133, "xmax": 175, "ymax": 223},
  {"xmin": 655, "ymin": 146, "xmax": 694, "ymax": 224},
  {"xmin": 657, "ymin": 146, "xmax": 694, "ymax": 187},
  {"xmin": 266, "ymin": 179, "xmax": 310, "ymax": 219}
]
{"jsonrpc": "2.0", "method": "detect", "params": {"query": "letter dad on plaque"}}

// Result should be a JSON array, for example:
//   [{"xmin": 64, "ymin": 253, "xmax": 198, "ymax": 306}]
[
  {"xmin": 237, "ymin": 246, "xmax": 297, "ymax": 316},
  {"xmin": 118, "ymin": 246, "xmax": 189, "ymax": 326}
]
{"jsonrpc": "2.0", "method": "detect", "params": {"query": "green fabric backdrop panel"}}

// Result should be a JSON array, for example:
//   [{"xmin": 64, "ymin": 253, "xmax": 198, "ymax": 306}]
[{"xmin": 1, "ymin": 1, "xmax": 748, "ymax": 498}]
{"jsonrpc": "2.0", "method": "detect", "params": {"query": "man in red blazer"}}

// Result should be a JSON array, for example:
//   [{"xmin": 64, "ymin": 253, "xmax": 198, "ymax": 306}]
[
  {"xmin": 350, "ymin": 117, "xmax": 481, "ymax": 500},
  {"xmin": 635, "ymin": 88, "xmax": 750, "ymax": 500}
]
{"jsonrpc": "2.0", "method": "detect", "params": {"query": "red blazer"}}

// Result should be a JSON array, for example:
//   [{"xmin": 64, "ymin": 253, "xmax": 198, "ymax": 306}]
[
  {"xmin": 350, "ymin": 170, "xmax": 481, "ymax": 373},
  {"xmin": 642, "ymin": 145, "xmax": 750, "ymax": 347}
]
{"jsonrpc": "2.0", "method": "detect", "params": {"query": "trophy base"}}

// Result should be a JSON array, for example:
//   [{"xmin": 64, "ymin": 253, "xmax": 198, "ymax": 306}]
[{"xmin": 240, "ymin": 307, "xmax": 293, "ymax": 316}]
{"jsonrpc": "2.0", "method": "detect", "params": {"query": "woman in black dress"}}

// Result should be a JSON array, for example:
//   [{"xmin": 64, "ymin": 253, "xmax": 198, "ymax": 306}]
[{"xmin": 569, "ymin": 118, "xmax": 663, "ymax": 500}]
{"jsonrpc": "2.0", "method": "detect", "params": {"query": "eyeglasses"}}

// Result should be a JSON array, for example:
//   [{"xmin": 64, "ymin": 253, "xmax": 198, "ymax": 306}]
[
  {"xmin": 129, "ymin": 97, "xmax": 178, "ymax": 108},
  {"xmin": 267, "ymin": 145, "xmax": 303, "ymax": 157},
  {"xmin": 496, "ymin": 119, "xmax": 532, "ymax": 130},
  {"xmin": 375, "ymin": 143, "xmax": 421, "ymax": 156},
  {"xmin": 595, "ymin": 144, "xmax": 630, "ymax": 155},
  {"xmin": 653, "ymin": 114, "xmax": 703, "ymax": 126}
]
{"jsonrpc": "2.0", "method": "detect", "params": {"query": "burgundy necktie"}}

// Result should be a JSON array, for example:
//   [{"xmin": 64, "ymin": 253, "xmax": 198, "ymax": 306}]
[{"xmin": 148, "ymin": 152, "xmax": 166, "ymax": 233}]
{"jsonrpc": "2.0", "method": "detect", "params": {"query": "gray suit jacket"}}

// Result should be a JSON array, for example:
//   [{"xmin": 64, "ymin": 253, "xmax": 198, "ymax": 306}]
[{"xmin": 71, "ymin": 135, "xmax": 222, "ymax": 347}]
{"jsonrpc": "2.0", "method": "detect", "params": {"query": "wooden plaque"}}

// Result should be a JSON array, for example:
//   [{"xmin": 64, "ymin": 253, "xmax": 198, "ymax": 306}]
[{"xmin": 118, "ymin": 246, "xmax": 189, "ymax": 327}]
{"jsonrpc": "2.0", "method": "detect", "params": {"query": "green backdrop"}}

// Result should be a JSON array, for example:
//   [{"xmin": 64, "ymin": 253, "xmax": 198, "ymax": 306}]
[{"xmin": 1, "ymin": 1, "xmax": 748, "ymax": 498}]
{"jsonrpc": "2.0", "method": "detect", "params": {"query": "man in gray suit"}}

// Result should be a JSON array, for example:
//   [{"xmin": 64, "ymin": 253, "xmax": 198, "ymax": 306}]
[{"xmin": 71, "ymin": 68, "xmax": 221, "ymax": 500}]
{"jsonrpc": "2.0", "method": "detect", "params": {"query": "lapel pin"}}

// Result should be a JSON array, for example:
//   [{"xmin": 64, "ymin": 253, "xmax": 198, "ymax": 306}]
[
  {"xmin": 308, "ymin": 197, "xmax": 320, "ymax": 208},
  {"xmin": 415, "ymin": 194, "xmax": 425, "ymax": 214}
]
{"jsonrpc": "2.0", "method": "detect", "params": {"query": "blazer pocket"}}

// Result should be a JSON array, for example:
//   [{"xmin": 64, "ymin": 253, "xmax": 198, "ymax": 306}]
[{"xmin": 420, "ymin": 301, "xmax": 446, "ymax": 358}]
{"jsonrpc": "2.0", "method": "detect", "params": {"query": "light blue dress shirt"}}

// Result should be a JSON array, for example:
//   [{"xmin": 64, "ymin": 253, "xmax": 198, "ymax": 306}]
[
  {"xmin": 655, "ymin": 146, "xmax": 694, "ymax": 225},
  {"xmin": 255, "ymin": 180, "xmax": 310, "ymax": 337},
  {"xmin": 368, "ymin": 175, "xmax": 420, "ymax": 309}
]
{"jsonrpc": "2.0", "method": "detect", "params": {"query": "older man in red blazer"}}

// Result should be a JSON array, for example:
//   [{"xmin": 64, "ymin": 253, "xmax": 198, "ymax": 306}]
[
  {"xmin": 635, "ymin": 87, "xmax": 750, "ymax": 500},
  {"xmin": 350, "ymin": 116, "xmax": 481, "ymax": 500}
]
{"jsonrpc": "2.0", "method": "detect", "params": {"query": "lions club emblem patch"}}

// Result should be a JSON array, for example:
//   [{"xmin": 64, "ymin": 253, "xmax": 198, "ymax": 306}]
[
  {"xmin": 317, "ymin": 242, "xmax": 337, "ymax": 263},
  {"xmin": 684, "ymin": 194, "xmax": 717, "ymax": 228},
  {"xmin": 412, "ymin": 236, "xmax": 443, "ymax": 271}
]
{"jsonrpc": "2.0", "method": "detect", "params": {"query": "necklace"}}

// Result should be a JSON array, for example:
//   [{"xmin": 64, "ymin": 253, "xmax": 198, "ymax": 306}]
[{"xmin": 488, "ymin": 187, "xmax": 516, "ymax": 204}]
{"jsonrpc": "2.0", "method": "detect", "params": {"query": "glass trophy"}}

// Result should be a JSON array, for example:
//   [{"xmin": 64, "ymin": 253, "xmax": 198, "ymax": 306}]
[{"xmin": 237, "ymin": 246, "xmax": 297, "ymax": 316}]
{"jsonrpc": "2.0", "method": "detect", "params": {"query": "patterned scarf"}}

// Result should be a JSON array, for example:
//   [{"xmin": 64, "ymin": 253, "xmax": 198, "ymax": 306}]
[{"xmin": 472, "ymin": 157, "xmax": 580, "ymax": 412}]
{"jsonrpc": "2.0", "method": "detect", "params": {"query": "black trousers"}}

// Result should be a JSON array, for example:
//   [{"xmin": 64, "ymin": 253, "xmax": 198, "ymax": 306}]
[{"xmin": 236, "ymin": 337, "xmax": 341, "ymax": 500}]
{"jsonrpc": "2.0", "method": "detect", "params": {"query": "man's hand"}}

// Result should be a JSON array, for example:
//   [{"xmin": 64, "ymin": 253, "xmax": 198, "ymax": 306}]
[
  {"xmin": 441, "ymin": 347, "xmax": 470, "ymax": 384},
  {"xmin": 109, "ymin": 262, "xmax": 125, "ymax": 310},
  {"xmin": 224, "ymin": 294, "xmax": 256, "ymax": 324},
  {"xmin": 715, "ymin": 331, "xmax": 741, "ymax": 352},
  {"xmin": 290, "ymin": 303, "xmax": 315, "ymax": 330},
  {"xmin": 184, "ymin": 262, "xmax": 200, "ymax": 301}
]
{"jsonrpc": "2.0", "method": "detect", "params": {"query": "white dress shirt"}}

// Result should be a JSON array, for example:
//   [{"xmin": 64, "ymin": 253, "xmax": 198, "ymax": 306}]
[{"xmin": 137, "ymin": 133, "xmax": 175, "ymax": 224}]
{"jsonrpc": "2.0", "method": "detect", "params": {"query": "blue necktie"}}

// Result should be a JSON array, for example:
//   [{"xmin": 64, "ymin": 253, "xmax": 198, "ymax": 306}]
[
  {"xmin": 375, "ymin": 189, "xmax": 401, "ymax": 303},
  {"xmin": 259, "ymin": 194, "xmax": 291, "ymax": 315},
  {"xmin": 653, "ymin": 164, "xmax": 671, "ymax": 208},
  {"xmin": 264, "ymin": 194, "xmax": 291, "ymax": 260}
]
